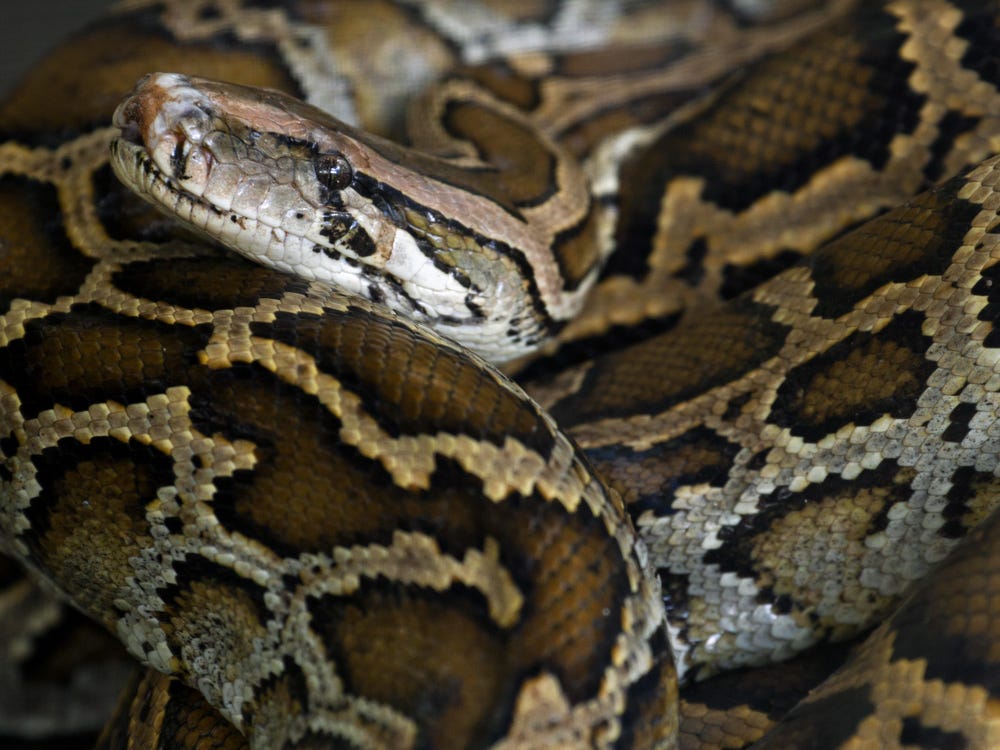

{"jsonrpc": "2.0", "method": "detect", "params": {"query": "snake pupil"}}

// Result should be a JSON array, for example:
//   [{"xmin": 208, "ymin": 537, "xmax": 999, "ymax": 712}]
[{"xmin": 316, "ymin": 152, "xmax": 353, "ymax": 195}]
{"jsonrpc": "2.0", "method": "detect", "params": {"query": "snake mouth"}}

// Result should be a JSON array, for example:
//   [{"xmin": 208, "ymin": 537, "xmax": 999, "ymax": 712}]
[{"xmin": 108, "ymin": 134, "xmax": 233, "ymax": 250}]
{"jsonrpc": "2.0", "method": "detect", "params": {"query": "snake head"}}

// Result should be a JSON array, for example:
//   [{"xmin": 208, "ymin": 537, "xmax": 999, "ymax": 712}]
[
  {"xmin": 110, "ymin": 72, "xmax": 368, "ymax": 255},
  {"xmin": 110, "ymin": 72, "xmax": 591, "ymax": 361}
]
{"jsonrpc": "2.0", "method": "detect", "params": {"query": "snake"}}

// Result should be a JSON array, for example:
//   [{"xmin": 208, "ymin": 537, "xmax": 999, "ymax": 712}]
[{"xmin": 2, "ymin": 0, "xmax": 1000, "ymax": 748}]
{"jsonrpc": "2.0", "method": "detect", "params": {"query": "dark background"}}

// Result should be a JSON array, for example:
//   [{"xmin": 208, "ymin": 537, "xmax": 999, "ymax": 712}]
[{"xmin": 2, "ymin": 2, "xmax": 112, "ymax": 97}]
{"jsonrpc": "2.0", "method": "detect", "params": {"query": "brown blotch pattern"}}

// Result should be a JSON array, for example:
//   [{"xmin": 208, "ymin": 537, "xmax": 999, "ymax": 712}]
[
  {"xmin": 683, "ymin": 32, "xmax": 873, "ymax": 177},
  {"xmin": 616, "ymin": 656, "xmax": 680, "ymax": 750},
  {"xmin": 186, "ymin": 362, "xmax": 631, "ymax": 712},
  {"xmin": 0, "ymin": 14, "xmax": 300, "ymax": 144},
  {"xmin": 254, "ymin": 309, "xmax": 553, "ymax": 453},
  {"xmin": 587, "ymin": 427, "xmax": 742, "ymax": 512},
  {"xmin": 160, "ymin": 574, "xmax": 271, "ymax": 691},
  {"xmin": 460, "ymin": 62, "xmax": 539, "ymax": 112},
  {"xmin": 769, "ymin": 311, "xmax": 935, "ymax": 441},
  {"xmin": 0, "ymin": 176, "xmax": 94, "ymax": 311},
  {"xmin": 112, "ymin": 255, "xmax": 308, "ymax": 313},
  {"xmin": 754, "ymin": 504, "xmax": 1000, "ymax": 748},
  {"xmin": 189, "ymin": 368, "xmax": 381, "ymax": 556},
  {"xmin": 443, "ymin": 101, "xmax": 556, "ymax": 208},
  {"xmin": 310, "ymin": 587, "xmax": 508, "ymax": 749},
  {"xmin": 8, "ymin": 0, "xmax": 1000, "ymax": 747},
  {"xmin": 549, "ymin": 297, "xmax": 789, "ymax": 424},
  {"xmin": 770, "ymin": 312, "xmax": 935, "ymax": 441},
  {"xmin": 558, "ymin": 43, "xmax": 683, "ymax": 78},
  {"xmin": 25, "ymin": 440, "xmax": 169, "ymax": 630},
  {"xmin": 551, "ymin": 200, "xmax": 602, "ymax": 292},
  {"xmin": 808, "ymin": 181, "xmax": 984, "ymax": 319},
  {"xmin": 0, "ymin": 304, "xmax": 212, "ymax": 416},
  {"xmin": 498, "ymin": 495, "xmax": 630, "ymax": 706},
  {"xmin": 942, "ymin": 466, "xmax": 1000, "ymax": 539},
  {"xmin": 745, "ymin": 468, "xmax": 917, "ymax": 632},
  {"xmin": 678, "ymin": 640, "xmax": 855, "ymax": 750}
]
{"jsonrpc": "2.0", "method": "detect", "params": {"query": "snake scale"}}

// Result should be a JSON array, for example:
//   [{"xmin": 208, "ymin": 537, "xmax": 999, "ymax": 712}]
[{"xmin": 2, "ymin": 0, "xmax": 1000, "ymax": 747}]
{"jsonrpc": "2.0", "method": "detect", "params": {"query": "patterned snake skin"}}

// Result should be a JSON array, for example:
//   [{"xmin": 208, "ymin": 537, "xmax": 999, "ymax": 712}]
[{"xmin": 2, "ymin": 0, "xmax": 1000, "ymax": 748}]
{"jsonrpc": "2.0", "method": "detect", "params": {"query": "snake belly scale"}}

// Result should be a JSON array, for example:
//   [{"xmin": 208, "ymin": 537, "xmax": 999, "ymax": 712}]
[{"xmin": 2, "ymin": 0, "xmax": 1000, "ymax": 748}]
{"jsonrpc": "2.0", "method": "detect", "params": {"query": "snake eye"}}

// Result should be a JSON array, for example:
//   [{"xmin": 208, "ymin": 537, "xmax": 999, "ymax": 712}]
[{"xmin": 315, "ymin": 152, "xmax": 353, "ymax": 194}]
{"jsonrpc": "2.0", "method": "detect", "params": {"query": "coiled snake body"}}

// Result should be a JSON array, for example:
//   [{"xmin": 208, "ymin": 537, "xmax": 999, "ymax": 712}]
[{"xmin": 2, "ymin": 1, "xmax": 1000, "ymax": 748}]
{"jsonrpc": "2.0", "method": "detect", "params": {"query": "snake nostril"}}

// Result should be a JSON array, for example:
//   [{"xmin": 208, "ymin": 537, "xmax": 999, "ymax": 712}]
[
  {"xmin": 113, "ymin": 93, "xmax": 149, "ymax": 145},
  {"xmin": 119, "ymin": 119, "xmax": 144, "ymax": 147}
]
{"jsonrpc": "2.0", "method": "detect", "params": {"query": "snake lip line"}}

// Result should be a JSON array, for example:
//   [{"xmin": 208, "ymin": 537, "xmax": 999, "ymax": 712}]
[{"xmin": 110, "ymin": 136, "xmax": 228, "ymax": 222}]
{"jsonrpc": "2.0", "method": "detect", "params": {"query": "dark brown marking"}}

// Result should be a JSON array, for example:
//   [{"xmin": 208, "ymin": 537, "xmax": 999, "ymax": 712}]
[
  {"xmin": 155, "ymin": 675, "xmax": 247, "ymax": 750},
  {"xmin": 251, "ymin": 660, "xmax": 309, "ymax": 745},
  {"xmin": 940, "ymin": 466, "xmax": 1000, "ymax": 540},
  {"xmin": 550, "ymin": 200, "xmax": 601, "ymax": 292},
  {"xmin": 557, "ymin": 90, "xmax": 692, "ymax": 160},
  {"xmin": 890, "ymin": 509, "xmax": 1000, "ymax": 687},
  {"xmin": 611, "ymin": 4, "xmax": 926, "ymax": 286},
  {"xmin": 0, "ymin": 12, "xmax": 301, "ymax": 146},
  {"xmin": 0, "ymin": 175, "xmax": 95, "ymax": 312},
  {"xmin": 558, "ymin": 42, "xmax": 690, "ymax": 78},
  {"xmin": 516, "ymin": 311, "xmax": 683, "ymax": 383},
  {"xmin": 459, "ymin": 61, "xmax": 540, "ymax": 111},
  {"xmin": 669, "ymin": 7, "xmax": 922, "ymax": 211},
  {"xmin": 924, "ymin": 110, "xmax": 982, "ymax": 182},
  {"xmin": 586, "ymin": 427, "xmax": 742, "ymax": 515},
  {"xmin": 748, "ymin": 683, "xmax": 873, "ymax": 749},
  {"xmin": 702, "ymin": 463, "xmax": 914, "ymax": 632},
  {"xmin": 614, "ymin": 643, "xmax": 679, "ymax": 750},
  {"xmin": 956, "ymin": 7, "xmax": 1000, "ymax": 88},
  {"xmin": 0, "ymin": 303, "xmax": 212, "ymax": 417},
  {"xmin": 899, "ymin": 719, "xmax": 969, "ymax": 749},
  {"xmin": 310, "ymin": 584, "xmax": 508, "ymax": 748},
  {"xmin": 677, "ymin": 639, "xmax": 856, "ymax": 748},
  {"xmin": 973, "ymin": 260, "xmax": 1000, "ymax": 348},
  {"xmin": 756, "ymin": 504, "xmax": 1000, "ymax": 746},
  {"xmin": 549, "ymin": 297, "xmax": 789, "ymax": 424},
  {"xmin": 252, "ymin": 309, "xmax": 554, "ymax": 454},
  {"xmin": 304, "ymin": 473, "xmax": 635, "ymax": 747},
  {"xmin": 442, "ymin": 100, "xmax": 557, "ymax": 208},
  {"xmin": 176, "ymin": 345, "xmax": 635, "ymax": 736},
  {"xmin": 24, "ymin": 438, "xmax": 172, "ymax": 629},
  {"xmin": 158, "ymin": 556, "xmax": 272, "ymax": 693},
  {"xmin": 809, "ymin": 182, "xmax": 983, "ymax": 319},
  {"xmin": 720, "ymin": 249, "xmax": 803, "ymax": 301},
  {"xmin": 112, "ymin": 254, "xmax": 308, "ymax": 311},
  {"xmin": 942, "ymin": 402, "xmax": 978, "ymax": 444},
  {"xmin": 185, "ymin": 358, "xmax": 632, "ymax": 725},
  {"xmin": 768, "ymin": 310, "xmax": 935, "ymax": 441}
]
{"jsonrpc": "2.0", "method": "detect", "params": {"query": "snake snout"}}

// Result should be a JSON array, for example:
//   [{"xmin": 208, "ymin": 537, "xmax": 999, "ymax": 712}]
[
  {"xmin": 117, "ymin": 117, "xmax": 144, "ymax": 148},
  {"xmin": 112, "ymin": 91, "xmax": 148, "ymax": 148},
  {"xmin": 113, "ymin": 72, "xmax": 215, "ymax": 149}
]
